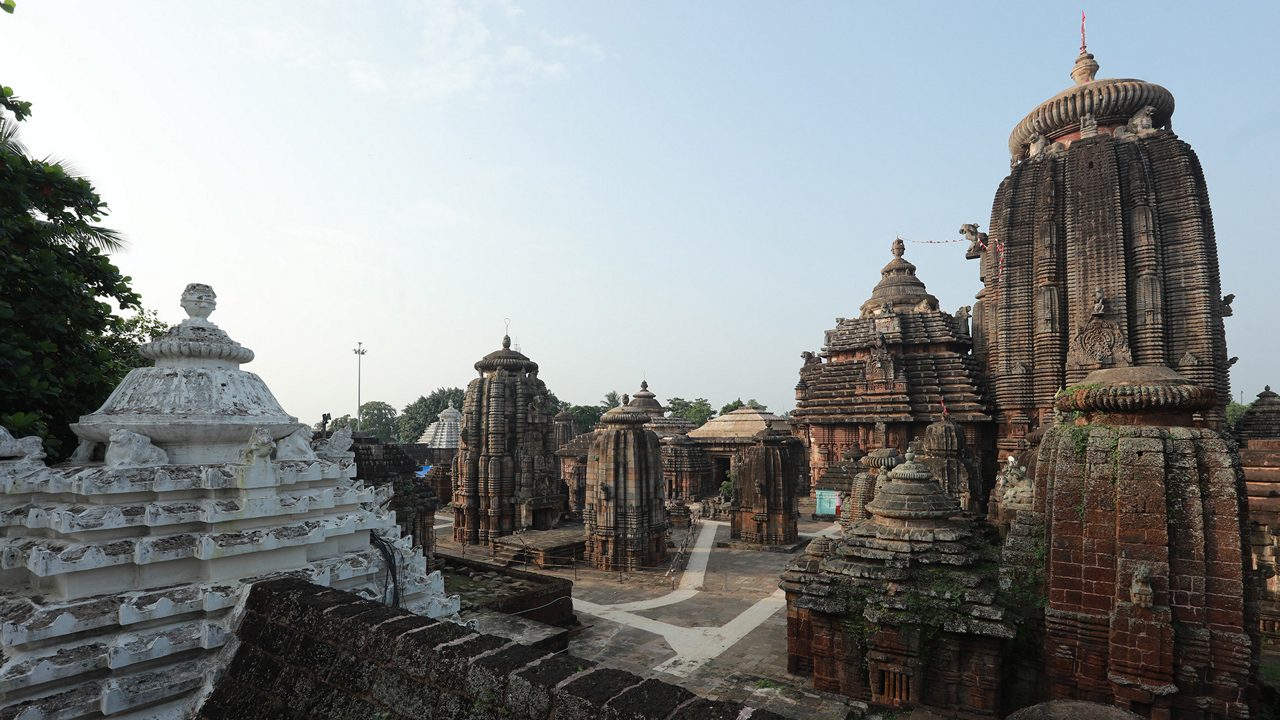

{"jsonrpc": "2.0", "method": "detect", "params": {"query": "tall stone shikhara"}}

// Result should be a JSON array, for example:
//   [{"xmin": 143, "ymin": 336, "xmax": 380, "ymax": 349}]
[
  {"xmin": 974, "ymin": 47, "xmax": 1232, "ymax": 455},
  {"xmin": 453, "ymin": 335, "xmax": 563, "ymax": 545},
  {"xmin": 583, "ymin": 403, "xmax": 667, "ymax": 570},
  {"xmin": 0, "ymin": 284, "xmax": 456, "ymax": 719}
]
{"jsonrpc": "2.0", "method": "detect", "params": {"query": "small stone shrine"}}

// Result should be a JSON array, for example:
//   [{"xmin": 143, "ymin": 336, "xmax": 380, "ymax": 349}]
[
  {"xmin": 1238, "ymin": 386, "xmax": 1280, "ymax": 645},
  {"xmin": 730, "ymin": 427, "xmax": 804, "ymax": 546},
  {"xmin": 583, "ymin": 403, "xmax": 668, "ymax": 570},
  {"xmin": 452, "ymin": 335, "xmax": 564, "ymax": 545},
  {"xmin": 660, "ymin": 432, "xmax": 712, "ymax": 500},
  {"xmin": 793, "ymin": 239, "xmax": 990, "ymax": 497},
  {"xmin": 0, "ymin": 284, "xmax": 456, "ymax": 719},
  {"xmin": 781, "ymin": 450, "xmax": 1012, "ymax": 715}
]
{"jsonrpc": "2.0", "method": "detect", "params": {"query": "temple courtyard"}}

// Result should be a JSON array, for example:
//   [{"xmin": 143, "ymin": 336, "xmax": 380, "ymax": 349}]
[{"xmin": 435, "ymin": 505, "xmax": 874, "ymax": 719}]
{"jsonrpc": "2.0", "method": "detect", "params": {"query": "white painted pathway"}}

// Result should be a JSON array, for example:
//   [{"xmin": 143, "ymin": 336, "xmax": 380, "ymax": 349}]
[{"xmin": 571, "ymin": 519, "xmax": 788, "ymax": 678}]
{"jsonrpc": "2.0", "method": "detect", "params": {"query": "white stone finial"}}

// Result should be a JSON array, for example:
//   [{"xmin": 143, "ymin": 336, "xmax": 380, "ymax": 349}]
[{"xmin": 180, "ymin": 283, "xmax": 216, "ymax": 322}]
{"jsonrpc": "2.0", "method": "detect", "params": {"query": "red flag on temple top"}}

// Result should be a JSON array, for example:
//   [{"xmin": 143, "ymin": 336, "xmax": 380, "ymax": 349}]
[{"xmin": 1080, "ymin": 10, "xmax": 1087, "ymax": 53}]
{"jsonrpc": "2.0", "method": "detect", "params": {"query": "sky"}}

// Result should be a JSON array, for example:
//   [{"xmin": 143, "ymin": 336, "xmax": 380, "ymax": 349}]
[{"xmin": 2, "ymin": 1, "xmax": 1278, "ymax": 424}]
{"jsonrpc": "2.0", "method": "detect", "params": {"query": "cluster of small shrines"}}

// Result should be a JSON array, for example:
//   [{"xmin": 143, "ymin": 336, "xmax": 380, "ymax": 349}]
[{"xmin": 1, "ymin": 43, "xmax": 1277, "ymax": 720}]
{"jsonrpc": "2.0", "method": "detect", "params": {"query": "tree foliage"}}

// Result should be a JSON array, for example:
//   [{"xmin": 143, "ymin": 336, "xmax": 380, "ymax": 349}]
[
  {"xmin": 668, "ymin": 397, "xmax": 716, "ymax": 427},
  {"xmin": 398, "ymin": 387, "xmax": 466, "ymax": 443},
  {"xmin": 358, "ymin": 401, "xmax": 398, "ymax": 443},
  {"xmin": 562, "ymin": 404, "xmax": 604, "ymax": 433},
  {"xmin": 599, "ymin": 391, "xmax": 621, "ymax": 409},
  {"xmin": 0, "ymin": 84, "xmax": 139, "ymax": 459},
  {"xmin": 1226, "ymin": 401, "xmax": 1252, "ymax": 433},
  {"xmin": 100, "ymin": 308, "xmax": 170, "ymax": 376},
  {"xmin": 720, "ymin": 398, "xmax": 767, "ymax": 416}
]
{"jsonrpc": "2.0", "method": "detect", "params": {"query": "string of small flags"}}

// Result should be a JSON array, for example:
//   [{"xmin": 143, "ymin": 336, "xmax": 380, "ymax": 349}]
[{"xmin": 896, "ymin": 233, "xmax": 1007, "ymax": 280}]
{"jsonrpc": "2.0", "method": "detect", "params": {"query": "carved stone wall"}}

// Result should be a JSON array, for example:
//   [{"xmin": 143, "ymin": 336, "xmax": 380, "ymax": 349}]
[
  {"xmin": 731, "ymin": 428, "xmax": 803, "ymax": 546},
  {"xmin": 1237, "ymin": 386, "xmax": 1280, "ymax": 647},
  {"xmin": 660, "ymin": 433, "xmax": 712, "ymax": 500},
  {"xmin": 1024, "ymin": 368, "xmax": 1256, "ymax": 718}
]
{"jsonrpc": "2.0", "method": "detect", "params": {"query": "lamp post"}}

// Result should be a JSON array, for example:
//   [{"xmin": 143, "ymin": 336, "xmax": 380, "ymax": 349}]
[{"xmin": 353, "ymin": 342, "xmax": 367, "ymax": 430}]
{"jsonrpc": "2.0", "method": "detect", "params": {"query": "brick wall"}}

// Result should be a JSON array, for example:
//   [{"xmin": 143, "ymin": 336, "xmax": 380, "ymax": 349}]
[{"xmin": 198, "ymin": 578, "xmax": 787, "ymax": 720}]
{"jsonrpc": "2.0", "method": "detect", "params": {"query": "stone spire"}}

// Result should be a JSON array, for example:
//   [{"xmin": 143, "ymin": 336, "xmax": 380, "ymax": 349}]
[
  {"xmin": 627, "ymin": 379, "xmax": 665, "ymax": 418},
  {"xmin": 858, "ymin": 239, "xmax": 940, "ymax": 317},
  {"xmin": 72, "ymin": 283, "xmax": 298, "ymax": 464}
]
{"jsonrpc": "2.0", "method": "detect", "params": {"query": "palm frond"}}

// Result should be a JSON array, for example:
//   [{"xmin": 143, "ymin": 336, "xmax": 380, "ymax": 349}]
[
  {"xmin": 65, "ymin": 225, "xmax": 125, "ymax": 253},
  {"xmin": 0, "ymin": 114, "xmax": 27, "ymax": 154}
]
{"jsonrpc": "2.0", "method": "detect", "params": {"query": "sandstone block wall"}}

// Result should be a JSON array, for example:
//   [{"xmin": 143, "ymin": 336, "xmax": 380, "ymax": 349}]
[{"xmin": 198, "ymin": 578, "xmax": 788, "ymax": 720}]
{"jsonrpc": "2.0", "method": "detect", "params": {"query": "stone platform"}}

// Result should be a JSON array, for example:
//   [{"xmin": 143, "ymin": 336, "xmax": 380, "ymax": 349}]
[{"xmin": 491, "ymin": 526, "xmax": 587, "ymax": 568}]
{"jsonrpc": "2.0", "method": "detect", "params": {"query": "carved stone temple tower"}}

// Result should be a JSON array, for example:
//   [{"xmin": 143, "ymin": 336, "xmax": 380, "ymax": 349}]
[
  {"xmin": 0, "ymin": 285, "xmax": 457, "ymax": 718},
  {"xmin": 453, "ymin": 335, "xmax": 563, "ymax": 545},
  {"xmin": 973, "ymin": 46, "xmax": 1232, "ymax": 455},
  {"xmin": 582, "ymin": 403, "xmax": 668, "ymax": 570},
  {"xmin": 793, "ymin": 239, "xmax": 990, "ymax": 492}
]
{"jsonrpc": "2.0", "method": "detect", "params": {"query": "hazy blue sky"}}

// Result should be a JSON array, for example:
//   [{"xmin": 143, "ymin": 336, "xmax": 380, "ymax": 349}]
[{"xmin": 3, "ymin": 1, "xmax": 1277, "ymax": 424}]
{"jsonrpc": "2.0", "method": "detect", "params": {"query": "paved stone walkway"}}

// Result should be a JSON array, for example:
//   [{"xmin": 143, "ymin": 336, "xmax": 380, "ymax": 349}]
[{"xmin": 573, "ymin": 520, "xmax": 788, "ymax": 677}]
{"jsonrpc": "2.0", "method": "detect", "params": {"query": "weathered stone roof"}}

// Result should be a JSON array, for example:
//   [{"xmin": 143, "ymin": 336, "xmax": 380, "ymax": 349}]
[
  {"xmin": 794, "ymin": 351, "xmax": 988, "ymax": 424},
  {"xmin": 687, "ymin": 406, "xmax": 788, "ymax": 440},
  {"xmin": 417, "ymin": 402, "xmax": 462, "ymax": 448},
  {"xmin": 1238, "ymin": 386, "xmax": 1280, "ymax": 441}
]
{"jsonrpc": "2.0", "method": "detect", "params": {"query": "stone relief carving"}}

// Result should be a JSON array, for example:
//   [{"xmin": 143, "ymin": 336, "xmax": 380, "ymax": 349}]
[
  {"xmin": 960, "ymin": 223, "xmax": 988, "ymax": 259},
  {"xmin": 104, "ymin": 429, "xmax": 169, "ymax": 469},
  {"xmin": 314, "ymin": 426, "xmax": 354, "ymax": 458},
  {"xmin": 1080, "ymin": 113, "xmax": 1098, "ymax": 138},
  {"xmin": 1092, "ymin": 287, "xmax": 1107, "ymax": 317},
  {"xmin": 1130, "ymin": 564, "xmax": 1154, "ymax": 608},
  {"xmin": 240, "ymin": 427, "xmax": 276, "ymax": 465},
  {"xmin": 1221, "ymin": 293, "xmax": 1235, "ymax": 317},
  {"xmin": 179, "ymin": 283, "xmax": 217, "ymax": 323},
  {"xmin": 0, "ymin": 427, "xmax": 46, "ymax": 463},
  {"xmin": 955, "ymin": 306, "xmax": 971, "ymax": 335},
  {"xmin": 274, "ymin": 426, "xmax": 316, "ymax": 461},
  {"xmin": 800, "ymin": 350, "xmax": 822, "ymax": 366},
  {"xmin": 1028, "ymin": 133, "xmax": 1050, "ymax": 158},
  {"xmin": 995, "ymin": 456, "xmax": 1032, "ymax": 510},
  {"xmin": 1067, "ymin": 317, "xmax": 1133, "ymax": 370},
  {"xmin": 1116, "ymin": 105, "xmax": 1159, "ymax": 141}
]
